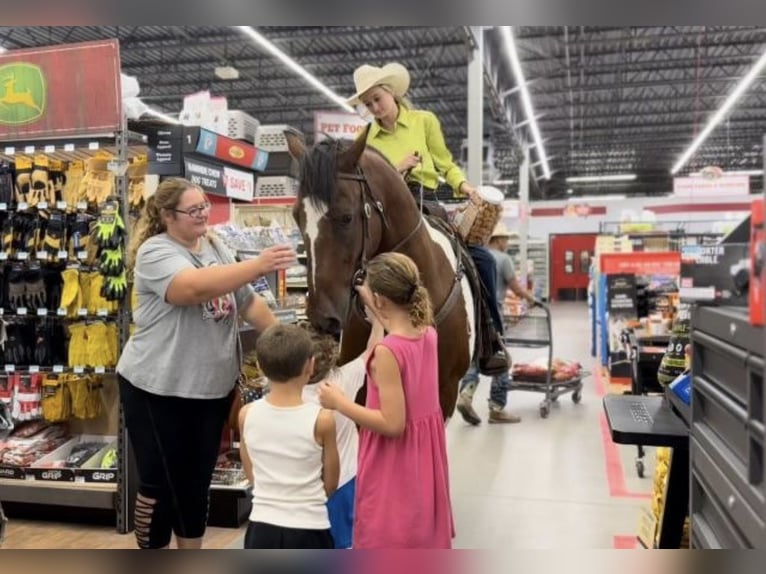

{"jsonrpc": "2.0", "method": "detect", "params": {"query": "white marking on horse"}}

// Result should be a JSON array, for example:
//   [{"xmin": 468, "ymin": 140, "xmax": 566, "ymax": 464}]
[
  {"xmin": 302, "ymin": 197, "xmax": 328, "ymax": 292},
  {"xmin": 423, "ymin": 220, "xmax": 475, "ymax": 362}
]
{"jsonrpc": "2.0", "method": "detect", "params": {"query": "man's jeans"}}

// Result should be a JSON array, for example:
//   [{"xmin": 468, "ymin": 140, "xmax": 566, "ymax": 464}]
[
  {"xmin": 467, "ymin": 245, "xmax": 504, "ymax": 333},
  {"xmin": 459, "ymin": 363, "xmax": 510, "ymax": 411}
]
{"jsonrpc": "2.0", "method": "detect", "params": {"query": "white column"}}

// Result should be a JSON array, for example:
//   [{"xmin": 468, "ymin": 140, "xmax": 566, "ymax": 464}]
[
  {"xmin": 467, "ymin": 26, "xmax": 484, "ymax": 186},
  {"xmin": 518, "ymin": 144, "xmax": 530, "ymax": 288}
]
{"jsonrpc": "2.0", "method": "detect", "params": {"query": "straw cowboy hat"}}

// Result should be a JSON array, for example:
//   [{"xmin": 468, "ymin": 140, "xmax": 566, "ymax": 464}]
[
  {"xmin": 491, "ymin": 221, "xmax": 517, "ymax": 239},
  {"xmin": 347, "ymin": 63, "xmax": 411, "ymax": 105}
]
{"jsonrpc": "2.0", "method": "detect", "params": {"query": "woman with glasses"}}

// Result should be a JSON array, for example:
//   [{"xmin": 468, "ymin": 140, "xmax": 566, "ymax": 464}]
[{"xmin": 117, "ymin": 177, "xmax": 296, "ymax": 550}]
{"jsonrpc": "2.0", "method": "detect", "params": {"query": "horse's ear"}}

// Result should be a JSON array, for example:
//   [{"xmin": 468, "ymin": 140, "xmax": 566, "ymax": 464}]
[
  {"xmin": 284, "ymin": 129, "xmax": 306, "ymax": 161},
  {"xmin": 337, "ymin": 124, "xmax": 370, "ymax": 172}
]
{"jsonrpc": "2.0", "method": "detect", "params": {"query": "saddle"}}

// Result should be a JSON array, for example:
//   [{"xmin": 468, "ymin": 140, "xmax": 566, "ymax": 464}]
[{"xmin": 424, "ymin": 214, "xmax": 510, "ymax": 377}]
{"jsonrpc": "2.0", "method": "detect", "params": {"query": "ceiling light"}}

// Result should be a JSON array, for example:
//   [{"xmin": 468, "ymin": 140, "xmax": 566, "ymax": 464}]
[
  {"xmin": 144, "ymin": 106, "xmax": 181, "ymax": 125},
  {"xmin": 566, "ymin": 188, "xmax": 574, "ymax": 195},
  {"xmin": 234, "ymin": 26, "xmax": 354, "ymax": 113},
  {"xmin": 0, "ymin": 47, "xmax": 6, "ymax": 54},
  {"xmin": 499, "ymin": 26, "xmax": 551, "ymax": 180},
  {"xmin": 214, "ymin": 65, "xmax": 240, "ymax": 80},
  {"xmin": 689, "ymin": 169, "xmax": 763, "ymax": 177},
  {"xmin": 492, "ymin": 179, "xmax": 516, "ymax": 185},
  {"xmin": 671, "ymin": 48, "xmax": 766, "ymax": 175},
  {"xmin": 566, "ymin": 174, "xmax": 637, "ymax": 183}
]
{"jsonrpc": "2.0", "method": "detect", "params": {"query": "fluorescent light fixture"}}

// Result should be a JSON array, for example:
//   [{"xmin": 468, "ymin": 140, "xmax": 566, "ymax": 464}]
[
  {"xmin": 492, "ymin": 179, "xmax": 517, "ymax": 185},
  {"xmin": 671, "ymin": 48, "xmax": 766, "ymax": 175},
  {"xmin": 566, "ymin": 174, "xmax": 637, "ymax": 183},
  {"xmin": 569, "ymin": 194, "xmax": 627, "ymax": 202},
  {"xmin": 566, "ymin": 188, "xmax": 574, "ymax": 195},
  {"xmin": 499, "ymin": 26, "xmax": 551, "ymax": 180},
  {"xmin": 214, "ymin": 65, "xmax": 240, "ymax": 80},
  {"xmin": 144, "ymin": 106, "xmax": 181, "ymax": 125},
  {"xmin": 234, "ymin": 26, "xmax": 354, "ymax": 113},
  {"xmin": 689, "ymin": 169, "xmax": 763, "ymax": 177}
]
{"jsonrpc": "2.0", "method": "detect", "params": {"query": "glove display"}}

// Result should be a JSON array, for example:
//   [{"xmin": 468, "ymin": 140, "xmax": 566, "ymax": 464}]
[
  {"xmin": 29, "ymin": 155, "xmax": 51, "ymax": 208},
  {"xmin": 63, "ymin": 160, "xmax": 84, "ymax": 211},
  {"xmin": 33, "ymin": 323, "xmax": 51, "ymax": 366},
  {"xmin": 2, "ymin": 216, "xmax": 14, "ymax": 257},
  {"xmin": 7, "ymin": 264, "xmax": 26, "ymax": 311},
  {"xmin": 95, "ymin": 206, "xmax": 125, "ymax": 250},
  {"xmin": 41, "ymin": 374, "xmax": 71, "ymax": 423},
  {"xmin": 0, "ymin": 162, "xmax": 14, "ymax": 206},
  {"xmin": 67, "ymin": 322, "xmax": 88, "ymax": 367},
  {"xmin": 99, "ymin": 248, "xmax": 124, "ymax": 276},
  {"xmin": 68, "ymin": 375, "xmax": 103, "ymax": 420},
  {"xmin": 84, "ymin": 156, "xmax": 115, "ymax": 205},
  {"xmin": 14, "ymin": 156, "xmax": 32, "ymax": 205},
  {"xmin": 85, "ymin": 321, "xmax": 111, "ymax": 367},
  {"xmin": 23, "ymin": 265, "xmax": 46, "ymax": 311},
  {"xmin": 60, "ymin": 267, "xmax": 82, "ymax": 316},
  {"xmin": 102, "ymin": 271, "xmax": 127, "ymax": 302},
  {"xmin": 43, "ymin": 213, "xmax": 66, "ymax": 256},
  {"xmin": 49, "ymin": 159, "xmax": 64, "ymax": 204}
]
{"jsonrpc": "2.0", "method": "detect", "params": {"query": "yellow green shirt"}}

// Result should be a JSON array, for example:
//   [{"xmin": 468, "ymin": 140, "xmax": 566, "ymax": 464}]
[{"xmin": 365, "ymin": 106, "xmax": 466, "ymax": 193}]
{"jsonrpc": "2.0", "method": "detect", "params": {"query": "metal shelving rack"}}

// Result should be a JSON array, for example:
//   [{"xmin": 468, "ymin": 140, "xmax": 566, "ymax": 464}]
[
  {"xmin": 0, "ymin": 123, "xmax": 143, "ymax": 535},
  {"xmin": 506, "ymin": 237, "xmax": 549, "ymax": 301}
]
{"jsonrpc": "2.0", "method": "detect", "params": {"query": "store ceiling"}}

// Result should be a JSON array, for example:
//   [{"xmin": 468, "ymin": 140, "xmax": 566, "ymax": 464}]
[{"xmin": 0, "ymin": 26, "xmax": 764, "ymax": 199}]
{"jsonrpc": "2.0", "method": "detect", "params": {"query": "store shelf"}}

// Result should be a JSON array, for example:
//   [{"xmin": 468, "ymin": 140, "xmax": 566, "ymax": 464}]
[
  {"xmin": 507, "ymin": 238, "xmax": 549, "ymax": 300},
  {"xmin": 0, "ymin": 478, "xmax": 116, "ymax": 509}
]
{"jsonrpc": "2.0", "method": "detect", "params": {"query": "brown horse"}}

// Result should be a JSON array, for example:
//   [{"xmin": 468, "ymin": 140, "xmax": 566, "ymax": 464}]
[{"xmin": 286, "ymin": 132, "xmax": 474, "ymax": 420}]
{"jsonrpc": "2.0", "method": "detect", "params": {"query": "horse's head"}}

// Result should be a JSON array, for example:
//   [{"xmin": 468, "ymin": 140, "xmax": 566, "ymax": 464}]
[{"xmin": 286, "ymin": 130, "xmax": 390, "ymax": 335}]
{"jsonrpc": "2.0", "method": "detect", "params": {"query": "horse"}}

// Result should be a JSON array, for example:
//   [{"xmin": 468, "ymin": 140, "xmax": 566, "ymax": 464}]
[{"xmin": 285, "ymin": 131, "xmax": 474, "ymax": 420}]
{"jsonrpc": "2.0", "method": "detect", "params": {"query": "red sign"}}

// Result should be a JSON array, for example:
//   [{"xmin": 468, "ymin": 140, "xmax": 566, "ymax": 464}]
[
  {"xmin": 600, "ymin": 252, "xmax": 681, "ymax": 276},
  {"xmin": 194, "ymin": 128, "xmax": 269, "ymax": 172},
  {"xmin": 0, "ymin": 40, "xmax": 122, "ymax": 140}
]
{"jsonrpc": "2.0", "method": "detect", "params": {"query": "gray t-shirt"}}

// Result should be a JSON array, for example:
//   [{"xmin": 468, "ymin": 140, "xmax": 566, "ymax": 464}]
[
  {"xmin": 491, "ymin": 248, "xmax": 516, "ymax": 305},
  {"xmin": 117, "ymin": 233, "xmax": 255, "ymax": 399}
]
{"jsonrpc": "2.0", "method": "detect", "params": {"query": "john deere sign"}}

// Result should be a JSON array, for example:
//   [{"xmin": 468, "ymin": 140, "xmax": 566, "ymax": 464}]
[
  {"xmin": 0, "ymin": 63, "xmax": 46, "ymax": 125},
  {"xmin": 0, "ymin": 39, "xmax": 121, "ymax": 139}
]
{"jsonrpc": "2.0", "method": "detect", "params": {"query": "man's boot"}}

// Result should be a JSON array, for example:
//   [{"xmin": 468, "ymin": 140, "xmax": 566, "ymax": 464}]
[{"xmin": 456, "ymin": 380, "xmax": 482, "ymax": 426}]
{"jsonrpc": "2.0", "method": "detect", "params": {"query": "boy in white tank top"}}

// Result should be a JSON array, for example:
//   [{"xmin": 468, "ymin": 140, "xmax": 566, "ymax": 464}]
[{"xmin": 239, "ymin": 324, "xmax": 339, "ymax": 549}]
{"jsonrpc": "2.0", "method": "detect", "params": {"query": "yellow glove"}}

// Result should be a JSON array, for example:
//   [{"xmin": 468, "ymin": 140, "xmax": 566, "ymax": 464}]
[
  {"xmin": 61, "ymin": 268, "xmax": 82, "ymax": 315},
  {"xmin": 14, "ymin": 156, "xmax": 32, "ymax": 204},
  {"xmin": 106, "ymin": 322, "xmax": 119, "ymax": 366},
  {"xmin": 67, "ymin": 322, "xmax": 88, "ymax": 367},
  {"xmin": 63, "ymin": 161, "xmax": 84, "ymax": 211},
  {"xmin": 41, "ymin": 374, "xmax": 72, "ymax": 423},
  {"xmin": 86, "ymin": 321, "xmax": 110, "ymax": 367},
  {"xmin": 30, "ymin": 154, "xmax": 50, "ymax": 208},
  {"xmin": 79, "ymin": 270, "xmax": 92, "ymax": 313}
]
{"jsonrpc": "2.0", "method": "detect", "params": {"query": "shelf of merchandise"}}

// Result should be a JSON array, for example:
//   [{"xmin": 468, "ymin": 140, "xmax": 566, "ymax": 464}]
[
  {"xmin": 506, "ymin": 238, "xmax": 549, "ymax": 301},
  {"xmin": 0, "ymin": 124, "xmax": 140, "ymax": 534}
]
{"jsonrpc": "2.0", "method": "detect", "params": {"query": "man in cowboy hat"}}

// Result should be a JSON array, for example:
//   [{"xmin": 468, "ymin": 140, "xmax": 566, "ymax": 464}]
[
  {"xmin": 349, "ymin": 62, "xmax": 511, "ymax": 373},
  {"xmin": 456, "ymin": 221, "xmax": 538, "ymax": 425}
]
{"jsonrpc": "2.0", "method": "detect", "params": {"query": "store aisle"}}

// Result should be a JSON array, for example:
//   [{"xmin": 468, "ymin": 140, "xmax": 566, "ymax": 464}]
[{"xmin": 447, "ymin": 302, "xmax": 652, "ymax": 549}]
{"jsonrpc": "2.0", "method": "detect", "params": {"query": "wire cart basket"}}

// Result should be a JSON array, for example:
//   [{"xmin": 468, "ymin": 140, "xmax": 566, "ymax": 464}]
[{"xmin": 503, "ymin": 303, "xmax": 588, "ymax": 418}]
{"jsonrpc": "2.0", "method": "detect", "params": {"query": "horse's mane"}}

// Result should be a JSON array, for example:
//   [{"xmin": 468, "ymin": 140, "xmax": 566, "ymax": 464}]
[{"xmin": 298, "ymin": 136, "xmax": 398, "ymax": 209}]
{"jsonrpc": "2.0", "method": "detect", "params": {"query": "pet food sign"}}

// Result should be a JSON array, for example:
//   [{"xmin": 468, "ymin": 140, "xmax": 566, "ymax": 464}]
[
  {"xmin": 314, "ymin": 111, "xmax": 367, "ymax": 142},
  {"xmin": 0, "ymin": 40, "xmax": 122, "ymax": 139}
]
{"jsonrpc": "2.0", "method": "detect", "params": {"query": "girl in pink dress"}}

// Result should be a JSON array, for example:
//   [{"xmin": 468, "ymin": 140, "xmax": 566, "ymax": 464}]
[{"xmin": 318, "ymin": 252, "xmax": 453, "ymax": 549}]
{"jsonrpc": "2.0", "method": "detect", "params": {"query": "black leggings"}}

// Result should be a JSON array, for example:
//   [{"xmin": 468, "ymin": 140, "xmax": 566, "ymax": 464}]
[
  {"xmin": 118, "ymin": 375, "xmax": 232, "ymax": 549},
  {"xmin": 245, "ymin": 521, "xmax": 334, "ymax": 549}
]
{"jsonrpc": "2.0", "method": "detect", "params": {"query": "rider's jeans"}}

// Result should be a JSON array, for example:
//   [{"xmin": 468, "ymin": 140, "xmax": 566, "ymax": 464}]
[
  {"xmin": 459, "ymin": 363, "xmax": 510, "ymax": 411},
  {"xmin": 467, "ymin": 245, "xmax": 504, "ymax": 333}
]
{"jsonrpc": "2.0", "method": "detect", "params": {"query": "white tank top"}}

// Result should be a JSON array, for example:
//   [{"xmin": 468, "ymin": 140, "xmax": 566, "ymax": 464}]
[{"xmin": 243, "ymin": 399, "xmax": 329, "ymax": 529}]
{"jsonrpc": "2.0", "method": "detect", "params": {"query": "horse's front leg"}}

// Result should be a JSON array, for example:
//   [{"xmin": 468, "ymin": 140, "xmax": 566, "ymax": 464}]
[{"xmin": 338, "ymin": 314, "xmax": 372, "ymax": 407}]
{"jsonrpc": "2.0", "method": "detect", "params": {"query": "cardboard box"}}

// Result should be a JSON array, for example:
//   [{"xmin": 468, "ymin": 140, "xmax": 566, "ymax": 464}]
[
  {"xmin": 751, "ymin": 199, "xmax": 764, "ymax": 326},
  {"xmin": 29, "ymin": 435, "xmax": 116, "ymax": 482},
  {"xmin": 679, "ymin": 243, "xmax": 750, "ymax": 305}
]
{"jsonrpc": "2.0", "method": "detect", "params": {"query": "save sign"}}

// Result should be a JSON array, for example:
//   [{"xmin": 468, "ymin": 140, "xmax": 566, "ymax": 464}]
[{"xmin": 314, "ymin": 111, "xmax": 368, "ymax": 142}]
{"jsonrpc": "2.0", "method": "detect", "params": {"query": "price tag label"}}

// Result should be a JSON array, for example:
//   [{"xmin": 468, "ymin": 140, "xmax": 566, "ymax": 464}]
[
  {"xmin": 95, "ymin": 366, "xmax": 106, "ymax": 374},
  {"xmin": 53, "ymin": 365, "xmax": 64, "ymax": 374},
  {"xmin": 77, "ymin": 251, "xmax": 88, "ymax": 260},
  {"xmin": 0, "ymin": 203, "xmax": 7, "ymax": 211},
  {"xmin": 29, "ymin": 365, "xmax": 39, "ymax": 374},
  {"xmin": 17, "ymin": 251, "xmax": 28, "ymax": 260},
  {"xmin": 44, "ymin": 145, "xmax": 55, "ymax": 153},
  {"xmin": 78, "ymin": 308, "xmax": 88, "ymax": 317},
  {"xmin": 56, "ymin": 201, "xmax": 67, "ymax": 210},
  {"xmin": 97, "ymin": 309, "xmax": 108, "ymax": 317},
  {"xmin": 64, "ymin": 144, "xmax": 75, "ymax": 152},
  {"xmin": 36, "ymin": 251, "xmax": 48, "ymax": 260},
  {"xmin": 57, "ymin": 308, "xmax": 66, "ymax": 316},
  {"xmin": 76, "ymin": 201, "xmax": 88, "ymax": 211},
  {"xmin": 37, "ymin": 308, "xmax": 48, "ymax": 316},
  {"xmin": 4, "ymin": 365, "xmax": 14, "ymax": 373},
  {"xmin": 0, "ymin": 253, "xmax": 7, "ymax": 261},
  {"xmin": 4, "ymin": 147, "xmax": 15, "ymax": 155},
  {"xmin": 75, "ymin": 475, "xmax": 86, "ymax": 483},
  {"xmin": 24, "ymin": 145, "xmax": 34, "ymax": 154},
  {"xmin": 57, "ymin": 250, "xmax": 68, "ymax": 260},
  {"xmin": 38, "ymin": 201, "xmax": 48, "ymax": 210},
  {"xmin": 88, "ymin": 142, "xmax": 99, "ymax": 150},
  {"xmin": 17, "ymin": 307, "xmax": 27, "ymax": 316},
  {"xmin": 17, "ymin": 202, "xmax": 28, "ymax": 211},
  {"xmin": 74, "ymin": 366, "xmax": 85, "ymax": 374}
]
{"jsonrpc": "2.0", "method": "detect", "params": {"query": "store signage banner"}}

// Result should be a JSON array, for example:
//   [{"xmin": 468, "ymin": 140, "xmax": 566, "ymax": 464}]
[
  {"xmin": 314, "ymin": 111, "xmax": 367, "ymax": 142},
  {"xmin": 600, "ymin": 252, "xmax": 681, "ymax": 276},
  {"xmin": 0, "ymin": 40, "xmax": 122, "ymax": 139},
  {"xmin": 563, "ymin": 203, "xmax": 592, "ymax": 217},
  {"xmin": 190, "ymin": 127, "xmax": 269, "ymax": 172},
  {"xmin": 184, "ymin": 157, "xmax": 254, "ymax": 201},
  {"xmin": 673, "ymin": 175, "xmax": 750, "ymax": 198},
  {"xmin": 147, "ymin": 125, "xmax": 184, "ymax": 176}
]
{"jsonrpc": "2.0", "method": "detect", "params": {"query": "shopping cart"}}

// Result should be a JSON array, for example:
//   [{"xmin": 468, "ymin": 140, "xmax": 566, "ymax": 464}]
[{"xmin": 503, "ymin": 303, "xmax": 588, "ymax": 418}]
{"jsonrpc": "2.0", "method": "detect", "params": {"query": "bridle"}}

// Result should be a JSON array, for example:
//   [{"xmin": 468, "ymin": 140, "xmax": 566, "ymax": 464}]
[{"xmin": 336, "ymin": 166, "xmax": 423, "ymax": 319}]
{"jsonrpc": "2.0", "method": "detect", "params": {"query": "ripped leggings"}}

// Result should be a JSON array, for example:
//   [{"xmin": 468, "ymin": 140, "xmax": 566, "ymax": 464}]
[{"xmin": 118, "ymin": 375, "xmax": 232, "ymax": 549}]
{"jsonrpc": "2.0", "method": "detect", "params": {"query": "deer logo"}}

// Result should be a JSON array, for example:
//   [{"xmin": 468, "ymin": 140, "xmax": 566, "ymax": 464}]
[{"xmin": 0, "ymin": 63, "xmax": 46, "ymax": 125}]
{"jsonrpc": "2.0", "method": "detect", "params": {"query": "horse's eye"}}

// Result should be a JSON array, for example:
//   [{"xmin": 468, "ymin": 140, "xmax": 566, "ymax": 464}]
[{"xmin": 339, "ymin": 214, "xmax": 353, "ymax": 226}]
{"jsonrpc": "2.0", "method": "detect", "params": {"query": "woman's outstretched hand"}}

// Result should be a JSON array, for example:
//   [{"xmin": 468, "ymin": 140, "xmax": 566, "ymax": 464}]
[{"xmin": 254, "ymin": 245, "xmax": 297, "ymax": 275}]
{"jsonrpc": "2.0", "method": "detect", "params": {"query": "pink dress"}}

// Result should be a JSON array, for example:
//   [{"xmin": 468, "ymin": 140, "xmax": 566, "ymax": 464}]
[{"xmin": 353, "ymin": 327, "xmax": 454, "ymax": 548}]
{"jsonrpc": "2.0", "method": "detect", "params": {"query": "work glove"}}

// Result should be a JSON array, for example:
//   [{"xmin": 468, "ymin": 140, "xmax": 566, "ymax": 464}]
[
  {"xmin": 63, "ymin": 161, "xmax": 84, "ymax": 211},
  {"xmin": 29, "ymin": 155, "xmax": 50, "ymax": 208},
  {"xmin": 14, "ymin": 156, "xmax": 32, "ymax": 205},
  {"xmin": 102, "ymin": 271, "xmax": 127, "ymax": 302},
  {"xmin": 127, "ymin": 158, "xmax": 148, "ymax": 209},
  {"xmin": 43, "ymin": 266, "xmax": 63, "ymax": 310},
  {"xmin": 41, "ymin": 374, "xmax": 71, "ymax": 423},
  {"xmin": 99, "ymin": 248, "xmax": 124, "ymax": 276},
  {"xmin": 86, "ymin": 321, "xmax": 111, "ymax": 367},
  {"xmin": 85, "ymin": 157, "xmax": 115, "ymax": 205},
  {"xmin": 67, "ymin": 322, "xmax": 88, "ymax": 367},
  {"xmin": 68, "ymin": 214, "xmax": 92, "ymax": 256},
  {"xmin": 6, "ymin": 264, "xmax": 26, "ymax": 312},
  {"xmin": 49, "ymin": 159, "xmax": 64, "ymax": 204},
  {"xmin": 0, "ymin": 162, "xmax": 14, "ymax": 205},
  {"xmin": 24, "ymin": 265, "xmax": 46, "ymax": 311},
  {"xmin": 2, "ymin": 217, "xmax": 13, "ymax": 257},
  {"xmin": 106, "ymin": 322, "xmax": 119, "ymax": 366},
  {"xmin": 34, "ymin": 323, "xmax": 51, "ymax": 366},
  {"xmin": 43, "ymin": 213, "xmax": 66, "ymax": 256},
  {"xmin": 60, "ymin": 267, "xmax": 81, "ymax": 315},
  {"xmin": 3, "ymin": 325, "xmax": 24, "ymax": 365},
  {"xmin": 95, "ymin": 206, "xmax": 125, "ymax": 250}
]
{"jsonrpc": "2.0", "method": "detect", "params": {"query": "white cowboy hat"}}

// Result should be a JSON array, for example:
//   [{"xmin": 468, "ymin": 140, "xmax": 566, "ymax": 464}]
[
  {"xmin": 491, "ymin": 221, "xmax": 516, "ymax": 239},
  {"xmin": 347, "ymin": 63, "xmax": 411, "ymax": 105}
]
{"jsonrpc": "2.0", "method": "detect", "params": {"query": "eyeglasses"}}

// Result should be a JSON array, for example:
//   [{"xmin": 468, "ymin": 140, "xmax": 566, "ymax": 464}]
[{"xmin": 170, "ymin": 201, "xmax": 211, "ymax": 219}]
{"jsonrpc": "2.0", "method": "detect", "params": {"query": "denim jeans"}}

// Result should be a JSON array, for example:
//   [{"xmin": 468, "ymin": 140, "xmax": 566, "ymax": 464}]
[
  {"xmin": 467, "ymin": 245, "xmax": 504, "ymax": 333},
  {"xmin": 459, "ymin": 363, "xmax": 511, "ymax": 410}
]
